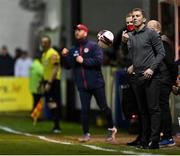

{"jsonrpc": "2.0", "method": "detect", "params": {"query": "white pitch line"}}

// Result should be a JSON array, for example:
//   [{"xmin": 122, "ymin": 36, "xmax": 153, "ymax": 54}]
[
  {"xmin": 0, "ymin": 125, "xmax": 72, "ymax": 145},
  {"xmin": 0, "ymin": 125, "xmax": 152, "ymax": 155},
  {"xmin": 122, "ymin": 150, "xmax": 152, "ymax": 155},
  {"xmin": 82, "ymin": 144, "xmax": 116, "ymax": 152},
  {"xmin": 0, "ymin": 125, "xmax": 116, "ymax": 152},
  {"xmin": 38, "ymin": 135, "xmax": 72, "ymax": 145}
]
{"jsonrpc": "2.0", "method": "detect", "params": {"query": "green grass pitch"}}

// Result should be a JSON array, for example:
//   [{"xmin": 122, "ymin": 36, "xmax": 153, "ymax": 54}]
[{"xmin": 0, "ymin": 112, "xmax": 179, "ymax": 155}]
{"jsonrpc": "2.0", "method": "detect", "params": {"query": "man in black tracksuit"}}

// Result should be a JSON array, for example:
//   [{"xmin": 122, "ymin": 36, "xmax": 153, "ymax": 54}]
[
  {"xmin": 62, "ymin": 24, "xmax": 117, "ymax": 142},
  {"xmin": 122, "ymin": 8, "xmax": 165, "ymax": 149},
  {"xmin": 147, "ymin": 20, "xmax": 178, "ymax": 147}
]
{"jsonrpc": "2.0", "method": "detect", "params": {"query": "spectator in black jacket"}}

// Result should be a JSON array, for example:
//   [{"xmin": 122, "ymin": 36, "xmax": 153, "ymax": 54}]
[
  {"xmin": 119, "ymin": 13, "xmax": 141, "ymax": 146},
  {"xmin": 112, "ymin": 13, "xmax": 140, "ymax": 138},
  {"xmin": 62, "ymin": 24, "xmax": 117, "ymax": 143},
  {"xmin": 147, "ymin": 20, "xmax": 178, "ymax": 147},
  {"xmin": 0, "ymin": 45, "xmax": 14, "ymax": 76}
]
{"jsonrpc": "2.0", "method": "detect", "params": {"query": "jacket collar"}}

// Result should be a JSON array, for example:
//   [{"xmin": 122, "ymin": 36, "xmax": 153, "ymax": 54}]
[
  {"xmin": 76, "ymin": 39, "xmax": 88, "ymax": 46},
  {"xmin": 133, "ymin": 25, "xmax": 146, "ymax": 35}
]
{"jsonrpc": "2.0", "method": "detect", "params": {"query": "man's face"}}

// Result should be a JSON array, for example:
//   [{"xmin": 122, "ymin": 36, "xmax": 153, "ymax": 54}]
[
  {"xmin": 126, "ymin": 16, "xmax": 133, "ymax": 26},
  {"xmin": 41, "ymin": 37, "xmax": 51, "ymax": 51},
  {"xmin": 1, "ymin": 48, "xmax": 8, "ymax": 56},
  {"xmin": 126, "ymin": 16, "xmax": 134, "ymax": 31},
  {"xmin": 132, "ymin": 11, "xmax": 145, "ymax": 27},
  {"xmin": 147, "ymin": 21, "xmax": 159, "ymax": 33},
  {"xmin": 74, "ymin": 29, "xmax": 87, "ymax": 40}
]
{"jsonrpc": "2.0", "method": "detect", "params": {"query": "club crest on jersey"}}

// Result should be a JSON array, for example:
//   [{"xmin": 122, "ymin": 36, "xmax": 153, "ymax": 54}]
[{"xmin": 84, "ymin": 48, "xmax": 89, "ymax": 53}]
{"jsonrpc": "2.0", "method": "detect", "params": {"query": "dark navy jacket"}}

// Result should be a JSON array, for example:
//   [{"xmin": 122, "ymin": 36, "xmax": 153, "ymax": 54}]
[{"xmin": 63, "ymin": 39, "xmax": 105, "ymax": 91}]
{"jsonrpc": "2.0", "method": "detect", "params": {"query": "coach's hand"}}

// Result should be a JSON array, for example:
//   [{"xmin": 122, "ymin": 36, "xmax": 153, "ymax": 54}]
[
  {"xmin": 76, "ymin": 56, "xmax": 83, "ymax": 64},
  {"xmin": 122, "ymin": 30, "xmax": 129, "ymax": 43},
  {"xmin": 143, "ymin": 68, "xmax": 154, "ymax": 79},
  {"xmin": 127, "ymin": 65, "xmax": 134, "ymax": 75}
]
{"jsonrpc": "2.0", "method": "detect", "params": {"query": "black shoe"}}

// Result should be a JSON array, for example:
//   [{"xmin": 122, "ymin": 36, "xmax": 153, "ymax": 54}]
[
  {"xmin": 136, "ymin": 142, "xmax": 149, "ymax": 149},
  {"xmin": 52, "ymin": 126, "xmax": 61, "ymax": 133},
  {"xmin": 127, "ymin": 138, "xmax": 141, "ymax": 146},
  {"xmin": 148, "ymin": 141, "xmax": 159, "ymax": 149},
  {"xmin": 127, "ymin": 135, "xmax": 141, "ymax": 146}
]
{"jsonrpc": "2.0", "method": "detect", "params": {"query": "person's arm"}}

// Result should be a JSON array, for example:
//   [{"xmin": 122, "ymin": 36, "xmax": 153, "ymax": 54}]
[
  {"xmin": 14, "ymin": 60, "xmax": 21, "ymax": 76},
  {"xmin": 162, "ymin": 41, "xmax": 178, "ymax": 84},
  {"xmin": 62, "ymin": 48, "xmax": 75, "ymax": 69},
  {"xmin": 120, "ymin": 31, "xmax": 129, "ymax": 56},
  {"xmin": 149, "ymin": 31, "xmax": 166, "ymax": 71},
  {"xmin": 37, "ymin": 63, "xmax": 44, "ymax": 92},
  {"xmin": 127, "ymin": 65, "xmax": 134, "ymax": 75},
  {"xmin": 143, "ymin": 31, "xmax": 166, "ymax": 79},
  {"xmin": 45, "ymin": 53, "xmax": 60, "ymax": 92},
  {"xmin": 48, "ymin": 63, "xmax": 59, "ymax": 83},
  {"xmin": 45, "ymin": 63, "xmax": 59, "ymax": 92}
]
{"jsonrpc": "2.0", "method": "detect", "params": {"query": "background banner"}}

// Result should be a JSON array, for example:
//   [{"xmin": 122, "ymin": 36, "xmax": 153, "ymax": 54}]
[{"xmin": 0, "ymin": 77, "xmax": 33, "ymax": 111}]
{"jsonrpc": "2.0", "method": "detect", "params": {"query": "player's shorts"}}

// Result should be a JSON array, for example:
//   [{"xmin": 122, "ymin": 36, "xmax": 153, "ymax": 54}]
[{"xmin": 44, "ymin": 80, "xmax": 61, "ymax": 105}]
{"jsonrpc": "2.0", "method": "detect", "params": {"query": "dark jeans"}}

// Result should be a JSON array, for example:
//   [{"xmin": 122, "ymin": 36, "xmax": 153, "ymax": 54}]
[
  {"xmin": 132, "ymin": 77, "xmax": 161, "ymax": 143},
  {"xmin": 159, "ymin": 83, "xmax": 173, "ymax": 140},
  {"xmin": 79, "ymin": 87, "xmax": 113, "ymax": 134}
]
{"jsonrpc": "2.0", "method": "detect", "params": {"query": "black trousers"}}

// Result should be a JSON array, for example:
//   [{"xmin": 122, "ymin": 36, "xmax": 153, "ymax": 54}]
[
  {"xmin": 159, "ymin": 83, "xmax": 173, "ymax": 140},
  {"xmin": 32, "ymin": 93, "xmax": 41, "ymax": 110},
  {"xmin": 44, "ymin": 80, "xmax": 61, "ymax": 128},
  {"xmin": 79, "ymin": 87, "xmax": 114, "ymax": 134},
  {"xmin": 132, "ymin": 77, "xmax": 161, "ymax": 143}
]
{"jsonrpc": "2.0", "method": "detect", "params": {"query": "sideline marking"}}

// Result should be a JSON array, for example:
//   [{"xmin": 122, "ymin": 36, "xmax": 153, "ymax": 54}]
[
  {"xmin": 0, "ymin": 125, "xmax": 152, "ymax": 155},
  {"xmin": 82, "ymin": 144, "xmax": 116, "ymax": 152},
  {"xmin": 122, "ymin": 150, "xmax": 152, "ymax": 155},
  {"xmin": 0, "ymin": 125, "xmax": 71, "ymax": 145},
  {"xmin": 0, "ymin": 125, "xmax": 116, "ymax": 152}
]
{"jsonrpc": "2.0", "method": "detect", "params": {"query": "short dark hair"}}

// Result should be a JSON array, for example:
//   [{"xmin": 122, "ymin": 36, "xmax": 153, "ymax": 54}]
[
  {"xmin": 126, "ymin": 12, "xmax": 132, "ymax": 18},
  {"xmin": 132, "ymin": 8, "xmax": 146, "ymax": 18},
  {"xmin": 41, "ymin": 35, "xmax": 51, "ymax": 44},
  {"xmin": 2, "ymin": 45, "xmax": 7, "ymax": 50}
]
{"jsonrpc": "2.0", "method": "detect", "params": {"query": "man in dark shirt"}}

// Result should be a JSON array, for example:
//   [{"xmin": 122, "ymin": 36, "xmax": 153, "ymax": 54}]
[
  {"xmin": 147, "ymin": 20, "xmax": 177, "ymax": 147},
  {"xmin": 122, "ymin": 8, "xmax": 165, "ymax": 149}
]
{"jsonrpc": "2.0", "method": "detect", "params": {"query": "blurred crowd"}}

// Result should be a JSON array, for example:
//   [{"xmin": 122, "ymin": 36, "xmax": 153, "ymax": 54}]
[{"xmin": 0, "ymin": 45, "xmax": 33, "ymax": 77}]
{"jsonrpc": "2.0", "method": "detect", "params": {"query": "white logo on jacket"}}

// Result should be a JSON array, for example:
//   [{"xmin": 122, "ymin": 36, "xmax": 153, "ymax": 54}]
[{"xmin": 73, "ymin": 50, "xmax": 79, "ymax": 57}]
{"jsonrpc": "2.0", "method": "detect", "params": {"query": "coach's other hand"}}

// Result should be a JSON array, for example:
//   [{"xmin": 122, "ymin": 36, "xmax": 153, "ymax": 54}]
[
  {"xmin": 143, "ymin": 68, "xmax": 154, "ymax": 79},
  {"xmin": 122, "ymin": 30, "xmax": 129, "ymax": 43},
  {"xmin": 76, "ymin": 56, "xmax": 83, "ymax": 64}
]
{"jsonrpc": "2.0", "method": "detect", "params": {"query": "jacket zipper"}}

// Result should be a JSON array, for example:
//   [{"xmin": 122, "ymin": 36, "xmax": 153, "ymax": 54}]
[{"xmin": 80, "ymin": 45, "xmax": 88, "ymax": 89}]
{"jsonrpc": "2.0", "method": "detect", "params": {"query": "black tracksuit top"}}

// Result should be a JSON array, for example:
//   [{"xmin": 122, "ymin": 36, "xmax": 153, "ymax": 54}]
[{"xmin": 63, "ymin": 39, "xmax": 105, "ymax": 91}]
